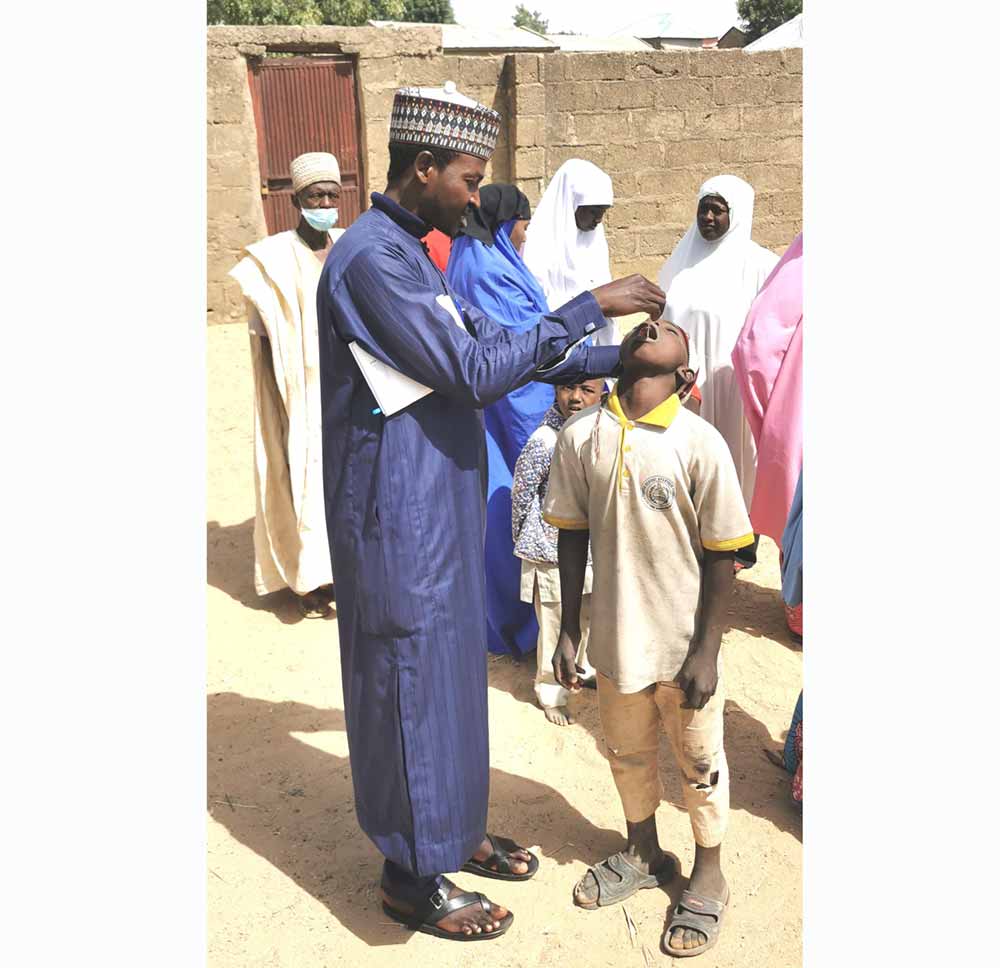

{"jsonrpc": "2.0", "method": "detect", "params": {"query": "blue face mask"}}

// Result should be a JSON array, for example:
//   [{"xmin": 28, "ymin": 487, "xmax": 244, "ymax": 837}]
[{"xmin": 300, "ymin": 206, "xmax": 339, "ymax": 232}]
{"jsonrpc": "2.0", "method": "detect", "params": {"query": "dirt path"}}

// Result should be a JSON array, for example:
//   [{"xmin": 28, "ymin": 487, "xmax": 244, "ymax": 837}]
[{"xmin": 207, "ymin": 322, "xmax": 802, "ymax": 968}]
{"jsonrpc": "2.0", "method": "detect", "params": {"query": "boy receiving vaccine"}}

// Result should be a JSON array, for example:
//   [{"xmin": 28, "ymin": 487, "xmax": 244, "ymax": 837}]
[{"xmin": 544, "ymin": 318, "xmax": 750, "ymax": 958}]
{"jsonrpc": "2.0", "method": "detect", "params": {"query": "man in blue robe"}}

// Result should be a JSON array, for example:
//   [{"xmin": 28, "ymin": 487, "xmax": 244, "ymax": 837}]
[{"xmin": 317, "ymin": 83, "xmax": 666, "ymax": 941}]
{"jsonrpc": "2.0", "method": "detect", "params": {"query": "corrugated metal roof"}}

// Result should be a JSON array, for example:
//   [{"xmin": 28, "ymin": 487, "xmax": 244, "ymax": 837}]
[
  {"xmin": 443, "ymin": 23, "xmax": 556, "ymax": 50},
  {"xmin": 612, "ymin": 1, "xmax": 742, "ymax": 41},
  {"xmin": 368, "ymin": 20, "xmax": 437, "ymax": 30},
  {"xmin": 743, "ymin": 13, "xmax": 803, "ymax": 52},
  {"xmin": 368, "ymin": 20, "xmax": 557, "ymax": 51},
  {"xmin": 547, "ymin": 34, "xmax": 655, "ymax": 52}
]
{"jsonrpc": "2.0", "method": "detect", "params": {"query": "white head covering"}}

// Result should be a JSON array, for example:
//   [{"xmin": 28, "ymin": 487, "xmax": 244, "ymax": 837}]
[
  {"xmin": 290, "ymin": 152, "xmax": 341, "ymax": 195},
  {"xmin": 657, "ymin": 173, "xmax": 780, "ymax": 508},
  {"xmin": 658, "ymin": 174, "xmax": 760, "ymax": 297},
  {"xmin": 522, "ymin": 160, "xmax": 615, "ymax": 343}
]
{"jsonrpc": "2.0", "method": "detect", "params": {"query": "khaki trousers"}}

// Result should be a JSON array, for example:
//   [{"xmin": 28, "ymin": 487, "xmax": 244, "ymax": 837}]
[{"xmin": 596, "ymin": 673, "xmax": 729, "ymax": 848}]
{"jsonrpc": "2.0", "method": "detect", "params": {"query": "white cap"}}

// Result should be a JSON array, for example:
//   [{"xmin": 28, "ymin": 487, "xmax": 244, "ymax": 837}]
[{"xmin": 290, "ymin": 152, "xmax": 341, "ymax": 195}]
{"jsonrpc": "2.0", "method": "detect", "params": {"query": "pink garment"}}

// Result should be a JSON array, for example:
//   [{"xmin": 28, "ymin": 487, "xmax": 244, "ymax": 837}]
[{"xmin": 731, "ymin": 233, "xmax": 803, "ymax": 544}]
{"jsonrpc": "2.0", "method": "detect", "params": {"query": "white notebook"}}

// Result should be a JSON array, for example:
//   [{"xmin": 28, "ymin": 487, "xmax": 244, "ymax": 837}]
[
  {"xmin": 348, "ymin": 341, "xmax": 434, "ymax": 416},
  {"xmin": 349, "ymin": 294, "xmax": 467, "ymax": 417}
]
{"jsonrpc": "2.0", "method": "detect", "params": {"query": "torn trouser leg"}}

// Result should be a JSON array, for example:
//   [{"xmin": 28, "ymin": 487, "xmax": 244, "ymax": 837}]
[
  {"xmin": 596, "ymin": 673, "xmax": 729, "ymax": 846},
  {"xmin": 655, "ymin": 680, "xmax": 729, "ymax": 848}
]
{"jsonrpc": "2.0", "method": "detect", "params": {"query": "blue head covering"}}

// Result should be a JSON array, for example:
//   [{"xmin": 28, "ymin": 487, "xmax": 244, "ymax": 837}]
[{"xmin": 447, "ymin": 189, "xmax": 555, "ymax": 656}]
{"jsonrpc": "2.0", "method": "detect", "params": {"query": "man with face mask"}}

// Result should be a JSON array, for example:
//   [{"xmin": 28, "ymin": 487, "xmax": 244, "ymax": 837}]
[
  {"xmin": 230, "ymin": 152, "xmax": 344, "ymax": 619},
  {"xmin": 317, "ymin": 83, "xmax": 666, "ymax": 942}
]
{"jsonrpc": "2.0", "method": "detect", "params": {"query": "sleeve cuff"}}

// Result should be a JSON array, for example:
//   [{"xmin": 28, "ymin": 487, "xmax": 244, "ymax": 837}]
[
  {"xmin": 703, "ymin": 532, "xmax": 755, "ymax": 552},
  {"xmin": 578, "ymin": 345, "xmax": 622, "ymax": 380},
  {"xmin": 550, "ymin": 291, "xmax": 605, "ymax": 342},
  {"xmin": 543, "ymin": 513, "xmax": 590, "ymax": 530}
]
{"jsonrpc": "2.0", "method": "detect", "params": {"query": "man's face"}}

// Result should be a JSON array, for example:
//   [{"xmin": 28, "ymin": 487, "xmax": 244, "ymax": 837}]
[
  {"xmin": 418, "ymin": 152, "xmax": 487, "ymax": 238},
  {"xmin": 294, "ymin": 181, "xmax": 341, "ymax": 211},
  {"xmin": 696, "ymin": 194, "xmax": 730, "ymax": 241},
  {"xmin": 575, "ymin": 205, "xmax": 609, "ymax": 232},
  {"xmin": 555, "ymin": 379, "xmax": 604, "ymax": 419},
  {"xmin": 620, "ymin": 318, "xmax": 690, "ymax": 377}
]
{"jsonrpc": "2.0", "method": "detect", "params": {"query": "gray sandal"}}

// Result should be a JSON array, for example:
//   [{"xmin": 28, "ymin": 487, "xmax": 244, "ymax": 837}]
[
  {"xmin": 574, "ymin": 851, "xmax": 678, "ymax": 910},
  {"xmin": 663, "ymin": 887, "xmax": 730, "ymax": 958}
]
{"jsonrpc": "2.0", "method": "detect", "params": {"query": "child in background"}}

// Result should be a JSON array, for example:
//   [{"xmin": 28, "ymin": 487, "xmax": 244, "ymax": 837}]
[
  {"xmin": 544, "ymin": 318, "xmax": 751, "ymax": 958},
  {"xmin": 511, "ymin": 378, "xmax": 606, "ymax": 725}
]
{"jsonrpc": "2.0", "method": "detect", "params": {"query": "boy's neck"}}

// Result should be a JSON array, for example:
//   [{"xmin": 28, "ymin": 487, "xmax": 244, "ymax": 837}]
[{"xmin": 615, "ymin": 372, "xmax": 678, "ymax": 421}]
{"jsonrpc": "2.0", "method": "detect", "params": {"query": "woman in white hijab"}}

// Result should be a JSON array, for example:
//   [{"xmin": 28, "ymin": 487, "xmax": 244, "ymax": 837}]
[
  {"xmin": 658, "ymin": 175, "xmax": 778, "ymax": 564},
  {"xmin": 522, "ymin": 159, "xmax": 619, "ymax": 346}
]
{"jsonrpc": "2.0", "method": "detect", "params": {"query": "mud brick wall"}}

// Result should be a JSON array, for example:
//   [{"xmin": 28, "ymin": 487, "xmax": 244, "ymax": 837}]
[{"xmin": 509, "ymin": 48, "xmax": 802, "ymax": 281}]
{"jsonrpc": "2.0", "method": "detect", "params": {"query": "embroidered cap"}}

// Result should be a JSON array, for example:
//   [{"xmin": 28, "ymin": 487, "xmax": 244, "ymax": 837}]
[
  {"xmin": 389, "ymin": 81, "xmax": 501, "ymax": 161},
  {"xmin": 290, "ymin": 152, "xmax": 341, "ymax": 194}
]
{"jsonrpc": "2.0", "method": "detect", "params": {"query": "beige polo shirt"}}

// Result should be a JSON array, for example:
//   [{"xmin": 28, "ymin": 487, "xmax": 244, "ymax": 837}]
[{"xmin": 542, "ymin": 389, "xmax": 753, "ymax": 693}]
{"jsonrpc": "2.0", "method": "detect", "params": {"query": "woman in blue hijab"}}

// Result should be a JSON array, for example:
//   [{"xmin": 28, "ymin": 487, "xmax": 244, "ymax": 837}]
[{"xmin": 447, "ymin": 185, "xmax": 554, "ymax": 656}]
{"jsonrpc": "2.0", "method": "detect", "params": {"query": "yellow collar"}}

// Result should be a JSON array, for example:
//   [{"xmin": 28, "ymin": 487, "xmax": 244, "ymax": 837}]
[{"xmin": 607, "ymin": 388, "xmax": 681, "ymax": 429}]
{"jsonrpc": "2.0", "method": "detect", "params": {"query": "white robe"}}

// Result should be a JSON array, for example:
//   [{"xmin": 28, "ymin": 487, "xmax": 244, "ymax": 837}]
[
  {"xmin": 658, "ymin": 176, "xmax": 779, "ymax": 508},
  {"xmin": 229, "ymin": 228, "xmax": 344, "ymax": 595},
  {"xmin": 522, "ymin": 159, "xmax": 619, "ymax": 346}
]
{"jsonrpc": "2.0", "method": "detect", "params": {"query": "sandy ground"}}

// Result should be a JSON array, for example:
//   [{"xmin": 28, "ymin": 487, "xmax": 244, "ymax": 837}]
[{"xmin": 207, "ymin": 321, "xmax": 802, "ymax": 968}]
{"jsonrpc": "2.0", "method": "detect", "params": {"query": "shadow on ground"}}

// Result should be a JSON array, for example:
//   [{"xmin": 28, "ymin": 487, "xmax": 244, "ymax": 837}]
[
  {"xmin": 208, "ymin": 692, "xmax": 622, "ymax": 948},
  {"xmin": 728, "ymin": 574, "xmax": 801, "ymax": 651},
  {"xmin": 207, "ymin": 519, "xmax": 332, "ymax": 626},
  {"xmin": 486, "ymin": 652, "xmax": 802, "ymax": 843}
]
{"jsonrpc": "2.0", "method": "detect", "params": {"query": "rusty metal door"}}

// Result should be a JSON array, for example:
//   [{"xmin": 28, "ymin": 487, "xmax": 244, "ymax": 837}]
[{"xmin": 248, "ymin": 56, "xmax": 365, "ymax": 235}]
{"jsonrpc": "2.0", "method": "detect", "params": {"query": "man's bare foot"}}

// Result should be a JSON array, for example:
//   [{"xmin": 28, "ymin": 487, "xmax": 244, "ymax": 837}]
[
  {"xmin": 381, "ymin": 883, "xmax": 509, "ymax": 936},
  {"xmin": 470, "ymin": 836, "xmax": 530, "ymax": 876},
  {"xmin": 543, "ymin": 704, "xmax": 574, "ymax": 726},
  {"xmin": 666, "ymin": 844, "xmax": 728, "ymax": 953}
]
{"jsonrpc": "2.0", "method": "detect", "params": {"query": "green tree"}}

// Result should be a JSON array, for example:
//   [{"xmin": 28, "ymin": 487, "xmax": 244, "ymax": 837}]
[
  {"xmin": 208, "ymin": 1, "xmax": 321, "ymax": 24},
  {"xmin": 402, "ymin": 0, "xmax": 456, "ymax": 23},
  {"xmin": 207, "ymin": 0, "xmax": 408, "ymax": 25},
  {"xmin": 736, "ymin": 0, "xmax": 802, "ymax": 42},
  {"xmin": 512, "ymin": 4, "xmax": 548, "ymax": 34},
  {"xmin": 319, "ymin": 0, "xmax": 406, "ymax": 24}
]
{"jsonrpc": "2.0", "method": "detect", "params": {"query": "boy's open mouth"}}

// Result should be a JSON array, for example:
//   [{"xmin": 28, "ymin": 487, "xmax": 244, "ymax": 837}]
[{"xmin": 635, "ymin": 322, "xmax": 659, "ymax": 344}]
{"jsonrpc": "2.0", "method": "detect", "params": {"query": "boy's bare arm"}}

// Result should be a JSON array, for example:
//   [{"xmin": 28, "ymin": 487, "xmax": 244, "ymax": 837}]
[
  {"xmin": 675, "ymin": 549, "xmax": 735, "ymax": 709},
  {"xmin": 553, "ymin": 528, "xmax": 590, "ymax": 691}
]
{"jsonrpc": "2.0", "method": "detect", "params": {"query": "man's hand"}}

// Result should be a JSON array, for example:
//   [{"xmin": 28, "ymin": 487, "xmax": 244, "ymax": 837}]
[
  {"xmin": 553, "ymin": 628, "xmax": 584, "ymax": 692},
  {"xmin": 674, "ymin": 648, "xmax": 719, "ymax": 710},
  {"xmin": 591, "ymin": 275, "xmax": 666, "ymax": 319}
]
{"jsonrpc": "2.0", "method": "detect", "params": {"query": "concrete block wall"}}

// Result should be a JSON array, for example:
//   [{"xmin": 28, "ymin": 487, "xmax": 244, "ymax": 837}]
[
  {"xmin": 207, "ymin": 29, "xmax": 801, "ymax": 322},
  {"xmin": 361, "ymin": 51, "xmax": 511, "ymax": 194},
  {"xmin": 510, "ymin": 48, "xmax": 802, "ymax": 281},
  {"xmin": 207, "ymin": 26, "xmax": 509, "ymax": 323},
  {"xmin": 207, "ymin": 37, "xmax": 269, "ymax": 324}
]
